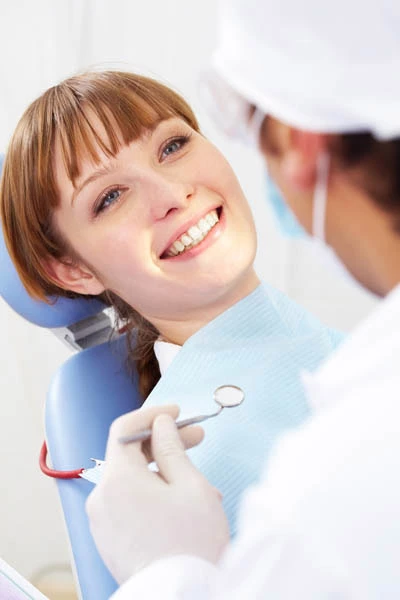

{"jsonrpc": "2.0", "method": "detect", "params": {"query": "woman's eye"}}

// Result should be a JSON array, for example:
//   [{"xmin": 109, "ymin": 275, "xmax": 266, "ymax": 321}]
[
  {"xmin": 95, "ymin": 188, "xmax": 122, "ymax": 215},
  {"xmin": 161, "ymin": 135, "xmax": 190, "ymax": 160}
]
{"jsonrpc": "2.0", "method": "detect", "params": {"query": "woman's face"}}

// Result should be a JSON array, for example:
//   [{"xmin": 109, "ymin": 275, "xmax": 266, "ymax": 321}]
[{"xmin": 52, "ymin": 117, "xmax": 257, "ymax": 327}]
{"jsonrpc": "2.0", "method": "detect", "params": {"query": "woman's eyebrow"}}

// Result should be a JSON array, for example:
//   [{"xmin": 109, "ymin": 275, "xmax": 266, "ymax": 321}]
[
  {"xmin": 70, "ymin": 118, "xmax": 175, "ymax": 205},
  {"xmin": 71, "ymin": 162, "xmax": 117, "ymax": 205}
]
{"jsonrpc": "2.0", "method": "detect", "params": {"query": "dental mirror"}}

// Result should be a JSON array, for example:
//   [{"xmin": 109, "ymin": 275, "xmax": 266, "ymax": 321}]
[{"xmin": 119, "ymin": 384, "xmax": 245, "ymax": 445}]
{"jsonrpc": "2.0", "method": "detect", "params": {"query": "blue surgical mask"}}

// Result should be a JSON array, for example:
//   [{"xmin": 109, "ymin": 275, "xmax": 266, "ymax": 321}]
[
  {"xmin": 266, "ymin": 165, "xmax": 360, "ymax": 288},
  {"xmin": 265, "ymin": 173, "xmax": 306, "ymax": 238}
]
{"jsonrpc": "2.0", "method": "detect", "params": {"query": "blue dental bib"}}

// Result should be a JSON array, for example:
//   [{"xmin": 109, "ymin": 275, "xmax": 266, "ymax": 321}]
[{"xmin": 145, "ymin": 282, "xmax": 343, "ymax": 534}]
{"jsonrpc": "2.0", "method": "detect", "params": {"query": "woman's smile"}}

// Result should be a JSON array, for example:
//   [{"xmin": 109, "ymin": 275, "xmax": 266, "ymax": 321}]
[{"xmin": 161, "ymin": 207, "xmax": 222, "ymax": 259}]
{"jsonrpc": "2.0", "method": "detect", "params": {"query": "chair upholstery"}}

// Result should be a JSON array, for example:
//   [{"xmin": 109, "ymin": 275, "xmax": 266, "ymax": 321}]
[{"xmin": 47, "ymin": 335, "xmax": 140, "ymax": 599}]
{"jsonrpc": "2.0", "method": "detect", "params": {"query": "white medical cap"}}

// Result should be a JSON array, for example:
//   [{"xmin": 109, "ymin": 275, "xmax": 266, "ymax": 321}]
[{"xmin": 212, "ymin": 0, "xmax": 400, "ymax": 139}]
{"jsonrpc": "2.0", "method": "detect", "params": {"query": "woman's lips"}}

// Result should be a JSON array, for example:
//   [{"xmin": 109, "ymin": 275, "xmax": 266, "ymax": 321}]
[
  {"xmin": 160, "ymin": 206, "xmax": 222, "ymax": 259},
  {"xmin": 161, "ymin": 207, "xmax": 224, "ymax": 261}
]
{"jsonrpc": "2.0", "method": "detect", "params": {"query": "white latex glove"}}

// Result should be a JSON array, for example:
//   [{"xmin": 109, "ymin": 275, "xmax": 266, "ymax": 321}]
[{"xmin": 86, "ymin": 405, "xmax": 230, "ymax": 585}]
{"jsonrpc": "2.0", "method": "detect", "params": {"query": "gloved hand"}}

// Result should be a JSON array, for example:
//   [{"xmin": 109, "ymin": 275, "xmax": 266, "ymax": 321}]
[{"xmin": 86, "ymin": 404, "xmax": 230, "ymax": 585}]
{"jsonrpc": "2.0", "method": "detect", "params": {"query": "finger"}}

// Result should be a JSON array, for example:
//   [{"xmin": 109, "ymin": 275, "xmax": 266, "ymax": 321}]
[
  {"xmin": 142, "ymin": 424, "xmax": 204, "ymax": 463},
  {"xmin": 180, "ymin": 424, "xmax": 205, "ymax": 450},
  {"xmin": 151, "ymin": 414, "xmax": 203, "ymax": 485},
  {"xmin": 106, "ymin": 405, "xmax": 180, "ymax": 466}
]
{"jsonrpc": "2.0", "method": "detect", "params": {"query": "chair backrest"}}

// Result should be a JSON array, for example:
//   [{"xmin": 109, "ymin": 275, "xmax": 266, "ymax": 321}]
[
  {"xmin": 46, "ymin": 335, "xmax": 140, "ymax": 599},
  {"xmin": 0, "ymin": 155, "xmax": 142, "ymax": 599}
]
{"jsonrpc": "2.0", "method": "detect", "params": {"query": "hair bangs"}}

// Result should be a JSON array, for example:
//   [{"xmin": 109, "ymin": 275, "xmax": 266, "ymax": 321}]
[{"xmin": 52, "ymin": 71, "xmax": 197, "ymax": 186}]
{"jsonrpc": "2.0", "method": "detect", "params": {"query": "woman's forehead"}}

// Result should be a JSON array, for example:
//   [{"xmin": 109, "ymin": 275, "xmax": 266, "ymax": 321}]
[
  {"xmin": 54, "ymin": 108, "xmax": 153, "ymax": 184},
  {"xmin": 55, "ymin": 114, "xmax": 188, "ymax": 188}
]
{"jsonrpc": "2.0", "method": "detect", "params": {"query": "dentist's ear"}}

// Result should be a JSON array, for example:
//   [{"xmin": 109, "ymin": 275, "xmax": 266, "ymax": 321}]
[
  {"xmin": 280, "ymin": 130, "xmax": 329, "ymax": 191},
  {"xmin": 44, "ymin": 257, "xmax": 106, "ymax": 295}
]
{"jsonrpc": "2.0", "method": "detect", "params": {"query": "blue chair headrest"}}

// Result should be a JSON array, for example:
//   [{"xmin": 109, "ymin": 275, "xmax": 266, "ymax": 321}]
[{"xmin": 0, "ymin": 154, "xmax": 106, "ymax": 328}]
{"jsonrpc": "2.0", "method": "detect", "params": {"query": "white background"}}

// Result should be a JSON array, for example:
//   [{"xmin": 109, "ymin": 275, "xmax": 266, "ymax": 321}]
[{"xmin": 0, "ymin": 0, "xmax": 377, "ymax": 584}]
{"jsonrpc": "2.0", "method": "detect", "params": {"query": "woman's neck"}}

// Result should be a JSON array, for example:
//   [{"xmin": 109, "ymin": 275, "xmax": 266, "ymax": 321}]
[{"xmin": 153, "ymin": 269, "xmax": 261, "ymax": 346}]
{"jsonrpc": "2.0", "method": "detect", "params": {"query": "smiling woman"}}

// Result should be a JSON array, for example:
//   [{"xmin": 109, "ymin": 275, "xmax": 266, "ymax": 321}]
[
  {"xmin": 1, "ymin": 71, "xmax": 258, "ymax": 398},
  {"xmin": 0, "ymin": 70, "xmax": 343, "ymax": 533}
]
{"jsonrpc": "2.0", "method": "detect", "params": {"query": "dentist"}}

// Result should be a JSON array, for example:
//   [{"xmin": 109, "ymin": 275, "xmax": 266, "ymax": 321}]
[{"xmin": 86, "ymin": 0, "xmax": 400, "ymax": 597}]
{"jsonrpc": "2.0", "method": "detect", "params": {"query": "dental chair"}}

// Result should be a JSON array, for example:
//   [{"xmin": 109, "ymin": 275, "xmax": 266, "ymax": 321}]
[{"xmin": 0, "ymin": 156, "xmax": 142, "ymax": 599}]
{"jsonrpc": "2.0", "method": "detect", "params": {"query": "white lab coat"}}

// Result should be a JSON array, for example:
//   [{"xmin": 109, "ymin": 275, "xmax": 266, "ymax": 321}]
[{"xmin": 112, "ymin": 284, "xmax": 400, "ymax": 600}]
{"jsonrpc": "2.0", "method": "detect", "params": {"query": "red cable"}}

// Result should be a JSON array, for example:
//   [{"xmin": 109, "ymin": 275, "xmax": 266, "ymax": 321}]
[{"xmin": 39, "ymin": 441, "xmax": 84, "ymax": 479}]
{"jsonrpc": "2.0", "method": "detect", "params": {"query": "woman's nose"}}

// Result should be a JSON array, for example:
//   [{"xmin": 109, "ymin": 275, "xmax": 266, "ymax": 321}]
[{"xmin": 148, "ymin": 177, "xmax": 195, "ymax": 221}]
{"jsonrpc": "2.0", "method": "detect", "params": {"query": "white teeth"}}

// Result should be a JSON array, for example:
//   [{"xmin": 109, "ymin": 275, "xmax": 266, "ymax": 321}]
[
  {"xmin": 205, "ymin": 214, "xmax": 215, "ymax": 226},
  {"xmin": 172, "ymin": 239, "xmax": 185, "ymax": 253},
  {"xmin": 187, "ymin": 225, "xmax": 202, "ymax": 240},
  {"xmin": 198, "ymin": 218, "xmax": 210, "ymax": 233},
  {"xmin": 164, "ymin": 209, "xmax": 220, "ymax": 257},
  {"xmin": 181, "ymin": 234, "xmax": 192, "ymax": 247}
]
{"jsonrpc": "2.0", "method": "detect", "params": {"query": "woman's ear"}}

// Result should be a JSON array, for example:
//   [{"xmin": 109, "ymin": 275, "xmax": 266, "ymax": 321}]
[
  {"xmin": 44, "ymin": 257, "xmax": 106, "ymax": 295},
  {"xmin": 280, "ymin": 129, "xmax": 329, "ymax": 191}
]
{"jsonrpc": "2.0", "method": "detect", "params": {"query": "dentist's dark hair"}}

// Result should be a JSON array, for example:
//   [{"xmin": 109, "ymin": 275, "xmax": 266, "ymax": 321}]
[
  {"xmin": 331, "ymin": 133, "xmax": 400, "ymax": 232},
  {"xmin": 0, "ymin": 70, "xmax": 200, "ymax": 399},
  {"xmin": 260, "ymin": 117, "xmax": 400, "ymax": 230}
]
